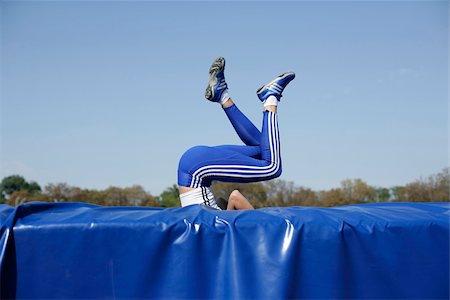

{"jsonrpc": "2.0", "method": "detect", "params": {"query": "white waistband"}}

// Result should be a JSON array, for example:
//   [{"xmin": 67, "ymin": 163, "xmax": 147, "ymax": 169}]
[{"xmin": 179, "ymin": 187, "xmax": 220, "ymax": 209}]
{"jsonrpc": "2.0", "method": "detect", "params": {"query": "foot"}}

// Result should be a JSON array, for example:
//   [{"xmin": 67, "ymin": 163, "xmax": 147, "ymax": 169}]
[
  {"xmin": 205, "ymin": 57, "xmax": 228, "ymax": 103},
  {"xmin": 257, "ymin": 72, "xmax": 295, "ymax": 102}
]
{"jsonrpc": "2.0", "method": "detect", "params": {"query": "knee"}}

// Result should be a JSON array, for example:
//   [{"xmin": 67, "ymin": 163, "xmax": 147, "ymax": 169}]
[
  {"xmin": 275, "ymin": 164, "xmax": 282, "ymax": 178},
  {"xmin": 228, "ymin": 190, "xmax": 254, "ymax": 210},
  {"xmin": 229, "ymin": 190, "xmax": 242, "ymax": 201},
  {"xmin": 270, "ymin": 163, "xmax": 282, "ymax": 180},
  {"xmin": 228, "ymin": 190, "xmax": 242, "ymax": 206}
]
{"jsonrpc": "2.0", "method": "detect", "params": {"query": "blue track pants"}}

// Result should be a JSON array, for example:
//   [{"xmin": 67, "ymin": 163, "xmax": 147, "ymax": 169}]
[{"xmin": 178, "ymin": 104, "xmax": 282, "ymax": 188}]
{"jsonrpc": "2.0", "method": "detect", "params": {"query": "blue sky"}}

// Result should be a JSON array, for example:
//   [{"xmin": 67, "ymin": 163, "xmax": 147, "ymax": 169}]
[{"xmin": 1, "ymin": 1, "xmax": 448, "ymax": 195}]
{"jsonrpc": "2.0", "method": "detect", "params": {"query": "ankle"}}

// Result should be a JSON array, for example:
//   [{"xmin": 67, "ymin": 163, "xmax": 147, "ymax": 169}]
[
  {"xmin": 264, "ymin": 105, "xmax": 277, "ymax": 113},
  {"xmin": 219, "ymin": 90, "xmax": 230, "ymax": 105},
  {"xmin": 263, "ymin": 95, "xmax": 278, "ymax": 108},
  {"xmin": 222, "ymin": 98, "xmax": 234, "ymax": 108}
]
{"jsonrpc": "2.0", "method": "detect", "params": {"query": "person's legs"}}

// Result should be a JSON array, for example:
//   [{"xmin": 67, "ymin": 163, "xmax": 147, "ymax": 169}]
[
  {"xmin": 178, "ymin": 107, "xmax": 281, "ymax": 188},
  {"xmin": 178, "ymin": 143, "xmax": 265, "ymax": 209},
  {"xmin": 178, "ymin": 57, "xmax": 295, "ymax": 208}
]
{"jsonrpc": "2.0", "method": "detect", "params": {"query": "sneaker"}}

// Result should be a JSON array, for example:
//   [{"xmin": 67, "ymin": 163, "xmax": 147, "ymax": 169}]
[
  {"xmin": 257, "ymin": 72, "xmax": 295, "ymax": 102},
  {"xmin": 205, "ymin": 57, "xmax": 228, "ymax": 102}
]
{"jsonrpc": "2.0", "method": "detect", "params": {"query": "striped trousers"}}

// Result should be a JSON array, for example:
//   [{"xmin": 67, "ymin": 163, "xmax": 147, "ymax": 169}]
[{"xmin": 177, "ymin": 104, "xmax": 282, "ymax": 188}]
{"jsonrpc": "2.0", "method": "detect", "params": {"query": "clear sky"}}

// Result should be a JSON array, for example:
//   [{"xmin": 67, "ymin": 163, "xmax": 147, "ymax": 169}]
[{"xmin": 1, "ymin": 1, "xmax": 448, "ymax": 196}]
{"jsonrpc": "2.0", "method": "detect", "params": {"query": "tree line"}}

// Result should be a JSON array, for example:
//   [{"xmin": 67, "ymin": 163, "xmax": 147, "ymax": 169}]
[{"xmin": 0, "ymin": 168, "xmax": 448, "ymax": 208}]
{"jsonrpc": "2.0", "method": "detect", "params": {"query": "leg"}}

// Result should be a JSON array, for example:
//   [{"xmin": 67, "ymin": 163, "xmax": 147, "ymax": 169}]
[
  {"xmin": 179, "ymin": 66, "xmax": 295, "ymax": 189},
  {"xmin": 227, "ymin": 190, "xmax": 254, "ymax": 210},
  {"xmin": 178, "ymin": 58, "xmax": 295, "ymax": 208},
  {"xmin": 178, "ymin": 144, "xmax": 261, "ymax": 195},
  {"xmin": 178, "ymin": 109, "xmax": 281, "ymax": 189},
  {"xmin": 205, "ymin": 57, "xmax": 261, "ymax": 146},
  {"xmin": 178, "ymin": 144, "xmax": 267, "ymax": 209},
  {"xmin": 222, "ymin": 99, "xmax": 261, "ymax": 146}
]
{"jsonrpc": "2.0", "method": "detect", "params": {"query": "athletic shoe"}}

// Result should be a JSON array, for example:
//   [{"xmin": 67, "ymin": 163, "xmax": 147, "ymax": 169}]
[
  {"xmin": 205, "ymin": 57, "xmax": 228, "ymax": 102},
  {"xmin": 257, "ymin": 72, "xmax": 295, "ymax": 102}
]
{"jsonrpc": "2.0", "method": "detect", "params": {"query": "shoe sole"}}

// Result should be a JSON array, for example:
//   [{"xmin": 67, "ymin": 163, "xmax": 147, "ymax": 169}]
[
  {"xmin": 256, "ymin": 72, "xmax": 295, "ymax": 95},
  {"xmin": 205, "ymin": 57, "xmax": 225, "ymax": 101}
]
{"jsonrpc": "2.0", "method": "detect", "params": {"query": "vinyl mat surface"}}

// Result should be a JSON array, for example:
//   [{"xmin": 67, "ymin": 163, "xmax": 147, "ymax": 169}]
[{"xmin": 1, "ymin": 202, "xmax": 449, "ymax": 299}]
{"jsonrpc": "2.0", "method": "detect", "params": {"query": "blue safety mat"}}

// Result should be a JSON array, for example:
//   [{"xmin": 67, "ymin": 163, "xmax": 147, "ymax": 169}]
[
  {"xmin": 0, "ymin": 204, "xmax": 14, "ymax": 262},
  {"xmin": 1, "ymin": 202, "xmax": 449, "ymax": 299},
  {"xmin": 0, "ymin": 205, "xmax": 13, "ymax": 222}
]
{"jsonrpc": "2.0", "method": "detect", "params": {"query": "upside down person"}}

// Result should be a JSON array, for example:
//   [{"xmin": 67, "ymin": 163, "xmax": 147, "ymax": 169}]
[{"xmin": 177, "ymin": 57, "xmax": 295, "ymax": 210}]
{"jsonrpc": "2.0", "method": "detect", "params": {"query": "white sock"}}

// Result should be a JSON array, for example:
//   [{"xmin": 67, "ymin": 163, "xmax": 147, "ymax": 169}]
[
  {"xmin": 220, "ymin": 89, "xmax": 230, "ymax": 105},
  {"xmin": 263, "ymin": 95, "xmax": 278, "ymax": 107}
]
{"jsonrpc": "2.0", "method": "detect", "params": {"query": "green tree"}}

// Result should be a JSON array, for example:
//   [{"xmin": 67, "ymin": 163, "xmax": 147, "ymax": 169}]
[
  {"xmin": 390, "ymin": 186, "xmax": 405, "ymax": 201},
  {"xmin": 0, "ymin": 175, "xmax": 41, "ymax": 203},
  {"xmin": 375, "ymin": 187, "xmax": 391, "ymax": 202},
  {"xmin": 158, "ymin": 185, "xmax": 180, "ymax": 208}
]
